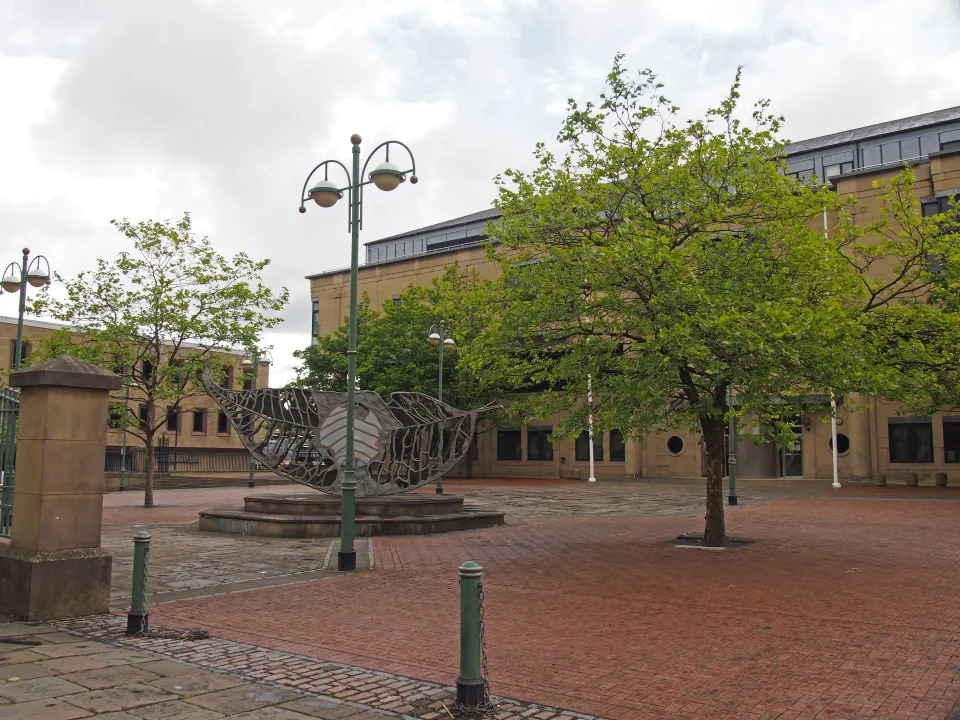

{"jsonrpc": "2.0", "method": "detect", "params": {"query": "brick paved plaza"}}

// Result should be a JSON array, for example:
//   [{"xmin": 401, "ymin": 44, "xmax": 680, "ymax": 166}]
[{"xmin": 6, "ymin": 477, "xmax": 960, "ymax": 719}]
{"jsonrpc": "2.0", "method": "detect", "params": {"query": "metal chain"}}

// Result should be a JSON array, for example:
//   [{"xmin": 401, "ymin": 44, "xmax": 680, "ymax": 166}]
[
  {"xmin": 478, "ymin": 580, "xmax": 491, "ymax": 699},
  {"xmin": 138, "ymin": 542, "xmax": 150, "ymax": 635}
]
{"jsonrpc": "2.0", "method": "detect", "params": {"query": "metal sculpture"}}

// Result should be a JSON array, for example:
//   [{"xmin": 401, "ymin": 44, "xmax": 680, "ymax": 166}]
[{"xmin": 203, "ymin": 373, "xmax": 497, "ymax": 496}]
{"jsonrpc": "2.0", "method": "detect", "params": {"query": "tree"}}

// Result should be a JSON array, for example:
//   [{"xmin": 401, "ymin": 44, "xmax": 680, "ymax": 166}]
[
  {"xmin": 464, "ymin": 57, "xmax": 960, "ymax": 545},
  {"xmin": 294, "ymin": 267, "xmax": 502, "ymax": 476},
  {"xmin": 29, "ymin": 213, "xmax": 289, "ymax": 508}
]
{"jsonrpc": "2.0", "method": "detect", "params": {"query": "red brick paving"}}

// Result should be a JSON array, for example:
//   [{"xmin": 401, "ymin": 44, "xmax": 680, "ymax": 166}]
[{"xmin": 147, "ymin": 496, "xmax": 960, "ymax": 719}]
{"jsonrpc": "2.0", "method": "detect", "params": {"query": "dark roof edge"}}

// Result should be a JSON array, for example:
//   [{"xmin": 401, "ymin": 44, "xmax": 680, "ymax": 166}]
[
  {"xmin": 786, "ymin": 106, "xmax": 960, "ymax": 156},
  {"xmin": 362, "ymin": 208, "xmax": 501, "ymax": 246},
  {"xmin": 305, "ymin": 239, "xmax": 498, "ymax": 281}
]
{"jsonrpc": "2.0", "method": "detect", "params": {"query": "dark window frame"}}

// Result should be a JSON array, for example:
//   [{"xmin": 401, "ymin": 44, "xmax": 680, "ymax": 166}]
[
  {"xmin": 888, "ymin": 419, "xmax": 933, "ymax": 463},
  {"xmin": 575, "ymin": 431, "xmax": 603, "ymax": 462},
  {"xmin": 609, "ymin": 429, "xmax": 626, "ymax": 462},
  {"xmin": 165, "ymin": 407, "xmax": 179, "ymax": 432},
  {"xmin": 192, "ymin": 409, "xmax": 206, "ymax": 434},
  {"xmin": 496, "ymin": 428, "xmax": 523, "ymax": 461},
  {"xmin": 527, "ymin": 427, "xmax": 554, "ymax": 462},
  {"xmin": 217, "ymin": 411, "xmax": 230, "ymax": 434}
]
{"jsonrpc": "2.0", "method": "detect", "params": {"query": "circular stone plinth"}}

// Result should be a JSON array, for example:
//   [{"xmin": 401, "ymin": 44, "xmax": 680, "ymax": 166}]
[
  {"xmin": 243, "ymin": 492, "xmax": 466, "ymax": 518},
  {"xmin": 198, "ymin": 492, "xmax": 506, "ymax": 538}
]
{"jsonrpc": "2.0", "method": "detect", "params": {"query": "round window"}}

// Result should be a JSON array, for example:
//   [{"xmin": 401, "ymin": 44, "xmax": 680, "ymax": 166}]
[
  {"xmin": 666, "ymin": 435, "xmax": 684, "ymax": 455},
  {"xmin": 829, "ymin": 433, "xmax": 850, "ymax": 455}
]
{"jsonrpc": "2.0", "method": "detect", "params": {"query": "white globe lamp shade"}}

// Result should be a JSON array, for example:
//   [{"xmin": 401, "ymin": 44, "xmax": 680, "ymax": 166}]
[
  {"xmin": 26, "ymin": 269, "xmax": 50, "ymax": 288},
  {"xmin": 308, "ymin": 180, "xmax": 342, "ymax": 208},
  {"xmin": 443, "ymin": 338, "xmax": 455, "ymax": 349},
  {"xmin": 427, "ymin": 332, "xmax": 441, "ymax": 346},
  {"xmin": 370, "ymin": 161, "xmax": 405, "ymax": 192},
  {"xmin": 1, "ymin": 275, "xmax": 20, "ymax": 293}
]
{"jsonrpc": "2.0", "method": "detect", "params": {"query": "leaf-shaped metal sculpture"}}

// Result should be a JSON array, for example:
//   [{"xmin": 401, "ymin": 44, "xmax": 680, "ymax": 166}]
[{"xmin": 202, "ymin": 373, "xmax": 498, "ymax": 496}]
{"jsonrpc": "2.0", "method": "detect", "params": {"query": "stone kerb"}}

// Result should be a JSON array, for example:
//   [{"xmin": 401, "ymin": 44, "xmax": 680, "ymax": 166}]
[{"xmin": 0, "ymin": 356, "xmax": 120, "ymax": 620}]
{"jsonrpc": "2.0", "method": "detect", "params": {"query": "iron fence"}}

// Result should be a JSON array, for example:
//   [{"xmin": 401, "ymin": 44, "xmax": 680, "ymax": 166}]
[
  {"xmin": 105, "ymin": 446, "xmax": 252, "ymax": 474},
  {"xmin": 0, "ymin": 387, "xmax": 20, "ymax": 538}
]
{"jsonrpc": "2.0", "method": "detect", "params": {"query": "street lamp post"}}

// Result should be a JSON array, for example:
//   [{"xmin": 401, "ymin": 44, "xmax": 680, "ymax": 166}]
[
  {"xmin": 427, "ymin": 322, "xmax": 455, "ymax": 495},
  {"xmin": 240, "ymin": 349, "xmax": 273, "ymax": 488},
  {"xmin": 1, "ymin": 248, "xmax": 52, "ymax": 370},
  {"xmin": 300, "ymin": 135, "xmax": 417, "ymax": 572},
  {"xmin": 727, "ymin": 386, "xmax": 738, "ymax": 506},
  {"xmin": 587, "ymin": 374, "xmax": 597, "ymax": 483},
  {"xmin": 119, "ymin": 382, "xmax": 132, "ymax": 491}
]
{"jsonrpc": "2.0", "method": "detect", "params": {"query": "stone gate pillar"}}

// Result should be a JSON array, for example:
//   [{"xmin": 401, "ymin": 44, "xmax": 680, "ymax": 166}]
[{"xmin": 0, "ymin": 357, "xmax": 121, "ymax": 620}]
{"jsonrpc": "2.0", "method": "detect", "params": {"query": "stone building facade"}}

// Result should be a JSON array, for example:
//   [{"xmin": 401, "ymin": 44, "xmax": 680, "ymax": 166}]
[
  {"xmin": 307, "ymin": 107, "xmax": 960, "ymax": 483},
  {"xmin": 0, "ymin": 316, "xmax": 268, "ymax": 459}
]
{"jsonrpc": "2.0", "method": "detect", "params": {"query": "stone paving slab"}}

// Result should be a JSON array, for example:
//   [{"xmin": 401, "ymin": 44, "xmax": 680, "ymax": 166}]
[
  {"xmin": 0, "ymin": 620, "xmax": 414, "ymax": 720},
  {"xmin": 55, "ymin": 614, "xmax": 608, "ymax": 720}
]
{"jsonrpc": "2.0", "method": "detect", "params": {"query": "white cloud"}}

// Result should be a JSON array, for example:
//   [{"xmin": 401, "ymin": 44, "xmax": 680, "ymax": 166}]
[{"xmin": 1, "ymin": 0, "xmax": 959, "ymax": 383}]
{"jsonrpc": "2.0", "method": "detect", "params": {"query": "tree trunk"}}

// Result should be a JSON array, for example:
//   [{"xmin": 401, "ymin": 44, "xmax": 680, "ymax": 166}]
[
  {"xmin": 701, "ymin": 414, "xmax": 726, "ymax": 546},
  {"xmin": 143, "ymin": 430, "xmax": 155, "ymax": 509}
]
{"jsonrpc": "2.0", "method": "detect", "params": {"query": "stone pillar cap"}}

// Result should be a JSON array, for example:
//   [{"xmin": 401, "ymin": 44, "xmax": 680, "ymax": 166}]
[{"xmin": 10, "ymin": 356, "xmax": 122, "ymax": 390}]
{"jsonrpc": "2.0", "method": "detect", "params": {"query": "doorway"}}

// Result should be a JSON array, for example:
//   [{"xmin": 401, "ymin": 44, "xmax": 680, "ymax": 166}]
[{"xmin": 779, "ymin": 424, "xmax": 803, "ymax": 477}]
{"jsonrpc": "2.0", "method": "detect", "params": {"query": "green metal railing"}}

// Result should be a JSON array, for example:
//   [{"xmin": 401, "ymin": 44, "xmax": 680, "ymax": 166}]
[{"xmin": 0, "ymin": 387, "xmax": 20, "ymax": 538}]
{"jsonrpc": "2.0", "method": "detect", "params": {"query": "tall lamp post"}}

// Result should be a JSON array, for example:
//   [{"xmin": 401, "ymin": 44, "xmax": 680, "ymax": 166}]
[
  {"xmin": 119, "ymin": 382, "xmax": 132, "ymax": 491},
  {"xmin": 587, "ymin": 374, "xmax": 597, "ymax": 483},
  {"xmin": 240, "ymin": 349, "xmax": 273, "ymax": 488},
  {"xmin": 427, "ymin": 322, "xmax": 454, "ymax": 495},
  {"xmin": 299, "ymin": 134, "xmax": 417, "ymax": 572},
  {"xmin": 726, "ymin": 386, "xmax": 738, "ymax": 505},
  {"xmin": 1, "ymin": 248, "xmax": 52, "ymax": 370}
]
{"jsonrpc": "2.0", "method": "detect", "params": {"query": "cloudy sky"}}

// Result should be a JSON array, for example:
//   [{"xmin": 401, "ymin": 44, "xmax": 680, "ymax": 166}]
[{"xmin": 2, "ymin": 0, "xmax": 959, "ymax": 384}]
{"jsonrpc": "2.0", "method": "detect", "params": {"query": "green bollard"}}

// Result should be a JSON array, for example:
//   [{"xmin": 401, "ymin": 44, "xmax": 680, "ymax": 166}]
[
  {"xmin": 126, "ymin": 531, "xmax": 151, "ymax": 635},
  {"xmin": 456, "ymin": 560, "xmax": 486, "ymax": 707}
]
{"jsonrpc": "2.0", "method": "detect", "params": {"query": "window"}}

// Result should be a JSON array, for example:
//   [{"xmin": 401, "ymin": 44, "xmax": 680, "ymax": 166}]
[
  {"xmin": 8, "ymin": 340, "xmax": 31, "ymax": 368},
  {"xmin": 888, "ymin": 419, "xmax": 933, "ymax": 463},
  {"xmin": 527, "ymin": 427, "xmax": 553, "ymax": 461},
  {"xmin": 610, "ymin": 430, "xmax": 625, "ymax": 462},
  {"xmin": 860, "ymin": 145, "xmax": 881, "ymax": 167},
  {"xmin": 666, "ymin": 435, "xmax": 685, "ymax": 455},
  {"xmin": 311, "ymin": 299, "xmax": 320, "ymax": 346},
  {"xmin": 109, "ymin": 404, "xmax": 124, "ymax": 427},
  {"xmin": 939, "ymin": 129, "xmax": 960, "ymax": 152},
  {"xmin": 900, "ymin": 137, "xmax": 920, "ymax": 160},
  {"xmin": 142, "ymin": 360, "xmax": 153, "ymax": 383},
  {"xmin": 192, "ymin": 409, "xmax": 206, "ymax": 433},
  {"xmin": 920, "ymin": 133, "xmax": 940, "ymax": 156},
  {"xmin": 828, "ymin": 433, "xmax": 850, "ymax": 455},
  {"xmin": 165, "ymin": 407, "xmax": 179, "ymax": 432},
  {"xmin": 138, "ymin": 404, "xmax": 150, "ymax": 429},
  {"xmin": 881, "ymin": 142, "xmax": 901, "ymax": 164},
  {"xmin": 575, "ymin": 431, "xmax": 603, "ymax": 461},
  {"xmin": 823, "ymin": 162, "xmax": 853, "ymax": 181},
  {"xmin": 496, "ymin": 429, "xmax": 522, "ymax": 461},
  {"xmin": 922, "ymin": 195, "xmax": 958, "ymax": 217},
  {"xmin": 225, "ymin": 366, "xmax": 235, "ymax": 389},
  {"xmin": 217, "ymin": 411, "xmax": 230, "ymax": 434},
  {"xmin": 243, "ymin": 369, "xmax": 253, "ymax": 390},
  {"xmin": 944, "ymin": 420, "xmax": 960, "ymax": 463}
]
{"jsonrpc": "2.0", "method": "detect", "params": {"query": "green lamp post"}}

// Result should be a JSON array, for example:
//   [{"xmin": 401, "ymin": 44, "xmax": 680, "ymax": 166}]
[
  {"xmin": 427, "ymin": 321, "xmax": 455, "ymax": 495},
  {"xmin": 727, "ymin": 385, "xmax": 738, "ymax": 506},
  {"xmin": 299, "ymin": 135, "xmax": 418, "ymax": 572},
  {"xmin": 1, "ymin": 248, "xmax": 52, "ymax": 370}
]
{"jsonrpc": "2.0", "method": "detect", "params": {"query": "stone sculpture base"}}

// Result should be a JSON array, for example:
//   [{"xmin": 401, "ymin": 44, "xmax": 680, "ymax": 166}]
[
  {"xmin": 199, "ymin": 493, "xmax": 505, "ymax": 538},
  {"xmin": 0, "ymin": 545, "xmax": 112, "ymax": 621}
]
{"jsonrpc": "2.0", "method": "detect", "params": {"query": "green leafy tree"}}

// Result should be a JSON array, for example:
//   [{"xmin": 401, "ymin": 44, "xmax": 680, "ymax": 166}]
[
  {"xmin": 29, "ymin": 213, "xmax": 289, "ymax": 508},
  {"xmin": 294, "ymin": 267, "xmax": 501, "ymax": 476},
  {"xmin": 464, "ymin": 57, "xmax": 960, "ymax": 545}
]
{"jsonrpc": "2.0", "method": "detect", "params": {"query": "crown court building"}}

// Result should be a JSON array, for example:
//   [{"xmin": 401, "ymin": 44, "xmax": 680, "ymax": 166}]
[{"xmin": 307, "ymin": 107, "xmax": 960, "ymax": 484}]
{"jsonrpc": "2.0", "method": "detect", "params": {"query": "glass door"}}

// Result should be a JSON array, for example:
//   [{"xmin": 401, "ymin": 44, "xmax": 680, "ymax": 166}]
[{"xmin": 779, "ymin": 424, "xmax": 803, "ymax": 477}]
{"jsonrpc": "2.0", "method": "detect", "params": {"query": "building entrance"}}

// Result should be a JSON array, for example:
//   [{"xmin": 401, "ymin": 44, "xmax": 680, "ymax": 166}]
[{"xmin": 779, "ymin": 424, "xmax": 803, "ymax": 477}]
